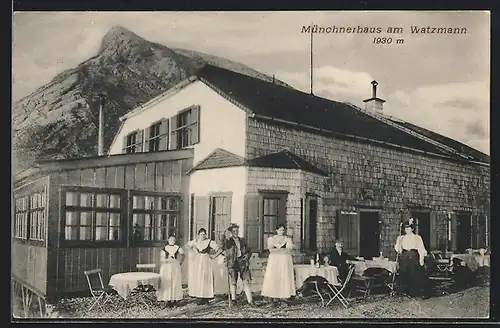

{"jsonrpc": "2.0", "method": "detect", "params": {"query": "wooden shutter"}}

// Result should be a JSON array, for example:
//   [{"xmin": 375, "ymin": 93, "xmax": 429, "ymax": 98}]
[
  {"xmin": 471, "ymin": 214, "xmax": 478, "ymax": 249},
  {"xmin": 159, "ymin": 118, "xmax": 169, "ymax": 151},
  {"xmin": 245, "ymin": 195, "xmax": 262, "ymax": 252},
  {"xmin": 144, "ymin": 126, "xmax": 151, "ymax": 152},
  {"xmin": 170, "ymin": 115, "xmax": 178, "ymax": 150},
  {"xmin": 430, "ymin": 211, "xmax": 438, "ymax": 251},
  {"xmin": 190, "ymin": 105, "xmax": 200, "ymax": 145},
  {"xmin": 477, "ymin": 214, "xmax": 486, "ymax": 248},
  {"xmin": 136, "ymin": 130, "xmax": 144, "ymax": 152},
  {"xmin": 194, "ymin": 196, "xmax": 209, "ymax": 237},
  {"xmin": 450, "ymin": 213, "xmax": 457, "ymax": 252},
  {"xmin": 401, "ymin": 209, "xmax": 410, "ymax": 234},
  {"xmin": 122, "ymin": 135, "xmax": 128, "ymax": 153},
  {"xmin": 336, "ymin": 210, "xmax": 359, "ymax": 256},
  {"xmin": 278, "ymin": 195, "xmax": 287, "ymax": 226}
]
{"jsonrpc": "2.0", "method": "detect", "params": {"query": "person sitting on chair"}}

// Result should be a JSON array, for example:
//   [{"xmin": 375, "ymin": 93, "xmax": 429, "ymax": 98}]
[{"xmin": 329, "ymin": 240, "xmax": 361, "ymax": 282}]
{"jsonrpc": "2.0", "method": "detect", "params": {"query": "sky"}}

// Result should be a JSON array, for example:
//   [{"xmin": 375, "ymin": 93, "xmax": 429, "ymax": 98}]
[{"xmin": 12, "ymin": 11, "xmax": 490, "ymax": 154}]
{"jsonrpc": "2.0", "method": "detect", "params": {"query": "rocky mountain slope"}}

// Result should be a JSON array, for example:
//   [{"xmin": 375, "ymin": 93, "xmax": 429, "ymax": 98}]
[{"xmin": 12, "ymin": 25, "xmax": 290, "ymax": 175}]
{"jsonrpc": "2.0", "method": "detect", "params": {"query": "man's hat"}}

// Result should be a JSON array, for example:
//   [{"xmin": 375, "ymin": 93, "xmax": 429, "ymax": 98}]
[{"xmin": 227, "ymin": 223, "xmax": 240, "ymax": 231}]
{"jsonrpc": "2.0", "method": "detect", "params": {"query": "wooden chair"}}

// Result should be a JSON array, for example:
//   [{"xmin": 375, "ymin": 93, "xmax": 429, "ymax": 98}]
[
  {"xmin": 136, "ymin": 263, "xmax": 157, "ymax": 272},
  {"xmin": 325, "ymin": 265, "xmax": 355, "ymax": 308},
  {"xmin": 132, "ymin": 263, "xmax": 158, "ymax": 304},
  {"xmin": 84, "ymin": 269, "xmax": 115, "ymax": 312}
]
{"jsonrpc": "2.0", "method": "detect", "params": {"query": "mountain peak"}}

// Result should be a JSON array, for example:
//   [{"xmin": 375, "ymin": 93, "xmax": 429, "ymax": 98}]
[{"xmin": 99, "ymin": 25, "xmax": 145, "ymax": 52}]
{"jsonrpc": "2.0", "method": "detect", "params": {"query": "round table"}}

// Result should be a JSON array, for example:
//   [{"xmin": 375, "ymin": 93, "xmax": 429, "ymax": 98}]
[
  {"xmin": 109, "ymin": 272, "xmax": 161, "ymax": 299},
  {"xmin": 294, "ymin": 265, "xmax": 339, "ymax": 289}
]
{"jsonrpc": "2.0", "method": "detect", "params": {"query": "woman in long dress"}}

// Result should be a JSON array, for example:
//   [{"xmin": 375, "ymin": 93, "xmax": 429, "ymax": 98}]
[
  {"xmin": 156, "ymin": 235, "xmax": 185, "ymax": 306},
  {"xmin": 261, "ymin": 224, "xmax": 296, "ymax": 302},
  {"xmin": 394, "ymin": 219, "xmax": 430, "ymax": 299},
  {"xmin": 185, "ymin": 228, "xmax": 221, "ymax": 305}
]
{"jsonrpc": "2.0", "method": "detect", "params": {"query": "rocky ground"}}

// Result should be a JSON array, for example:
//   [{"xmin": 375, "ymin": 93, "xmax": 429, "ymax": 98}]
[{"xmin": 13, "ymin": 284, "xmax": 490, "ymax": 320}]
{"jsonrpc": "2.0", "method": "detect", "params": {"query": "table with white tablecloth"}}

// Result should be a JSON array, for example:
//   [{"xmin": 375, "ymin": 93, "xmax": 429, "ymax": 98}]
[
  {"xmin": 451, "ymin": 254, "xmax": 490, "ymax": 272},
  {"xmin": 348, "ymin": 259, "xmax": 398, "ymax": 276},
  {"xmin": 109, "ymin": 272, "xmax": 161, "ymax": 299},
  {"xmin": 294, "ymin": 265, "xmax": 339, "ymax": 289}
]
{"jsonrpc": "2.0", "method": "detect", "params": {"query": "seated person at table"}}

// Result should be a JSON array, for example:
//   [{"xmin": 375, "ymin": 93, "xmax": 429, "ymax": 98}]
[{"xmin": 329, "ymin": 240, "xmax": 361, "ymax": 282}]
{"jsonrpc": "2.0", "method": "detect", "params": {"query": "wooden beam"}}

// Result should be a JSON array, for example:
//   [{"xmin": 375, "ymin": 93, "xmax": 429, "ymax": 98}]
[{"xmin": 34, "ymin": 149, "xmax": 194, "ymax": 173}]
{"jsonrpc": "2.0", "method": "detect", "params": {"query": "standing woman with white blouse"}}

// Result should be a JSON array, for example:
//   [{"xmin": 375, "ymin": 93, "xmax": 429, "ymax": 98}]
[
  {"xmin": 261, "ymin": 224, "xmax": 296, "ymax": 303},
  {"xmin": 394, "ymin": 219, "xmax": 430, "ymax": 299},
  {"xmin": 185, "ymin": 228, "xmax": 222, "ymax": 305}
]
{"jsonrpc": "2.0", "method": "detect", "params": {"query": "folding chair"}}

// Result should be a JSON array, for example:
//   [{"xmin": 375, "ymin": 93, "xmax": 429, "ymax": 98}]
[
  {"xmin": 325, "ymin": 265, "xmax": 355, "ymax": 308},
  {"xmin": 84, "ymin": 269, "xmax": 114, "ymax": 312},
  {"xmin": 385, "ymin": 270, "xmax": 399, "ymax": 296},
  {"xmin": 430, "ymin": 251, "xmax": 451, "ymax": 273}
]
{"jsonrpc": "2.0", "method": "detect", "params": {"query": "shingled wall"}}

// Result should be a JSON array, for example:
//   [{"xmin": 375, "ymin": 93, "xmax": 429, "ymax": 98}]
[{"xmin": 245, "ymin": 118, "xmax": 490, "ymax": 257}]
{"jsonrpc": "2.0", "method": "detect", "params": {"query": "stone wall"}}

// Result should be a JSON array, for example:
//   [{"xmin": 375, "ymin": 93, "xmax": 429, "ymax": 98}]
[{"xmin": 245, "ymin": 118, "xmax": 490, "ymax": 257}]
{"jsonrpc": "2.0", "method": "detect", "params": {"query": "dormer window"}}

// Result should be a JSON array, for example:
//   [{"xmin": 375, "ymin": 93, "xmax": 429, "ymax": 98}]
[{"xmin": 170, "ymin": 105, "xmax": 200, "ymax": 150}]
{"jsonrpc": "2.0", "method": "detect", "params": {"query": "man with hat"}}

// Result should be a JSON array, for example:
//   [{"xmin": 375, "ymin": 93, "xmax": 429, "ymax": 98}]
[
  {"xmin": 329, "ymin": 239, "xmax": 362, "ymax": 282},
  {"xmin": 222, "ymin": 223, "xmax": 253, "ymax": 305}
]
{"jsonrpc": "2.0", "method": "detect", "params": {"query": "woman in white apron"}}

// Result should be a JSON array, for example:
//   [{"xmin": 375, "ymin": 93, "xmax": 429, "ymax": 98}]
[
  {"xmin": 261, "ymin": 224, "xmax": 296, "ymax": 302},
  {"xmin": 185, "ymin": 228, "xmax": 221, "ymax": 305},
  {"xmin": 157, "ymin": 235, "xmax": 185, "ymax": 306}
]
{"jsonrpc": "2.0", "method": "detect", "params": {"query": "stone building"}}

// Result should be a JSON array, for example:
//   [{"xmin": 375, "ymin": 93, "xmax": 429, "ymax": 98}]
[
  {"xmin": 13, "ymin": 64, "xmax": 490, "ymax": 300},
  {"xmin": 109, "ymin": 64, "xmax": 490, "ymax": 260}
]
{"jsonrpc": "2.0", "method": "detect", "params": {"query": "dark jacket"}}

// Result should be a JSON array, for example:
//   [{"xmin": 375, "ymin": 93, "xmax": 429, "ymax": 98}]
[
  {"xmin": 224, "ymin": 236, "xmax": 251, "ymax": 269},
  {"xmin": 329, "ymin": 249, "xmax": 357, "ymax": 269}
]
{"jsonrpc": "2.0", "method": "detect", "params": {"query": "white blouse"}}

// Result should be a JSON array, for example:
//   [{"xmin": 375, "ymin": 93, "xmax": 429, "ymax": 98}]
[
  {"xmin": 394, "ymin": 233, "xmax": 428, "ymax": 259},
  {"xmin": 163, "ymin": 245, "xmax": 184, "ymax": 258},
  {"xmin": 267, "ymin": 235, "xmax": 294, "ymax": 250},
  {"xmin": 186, "ymin": 239, "xmax": 219, "ymax": 252}
]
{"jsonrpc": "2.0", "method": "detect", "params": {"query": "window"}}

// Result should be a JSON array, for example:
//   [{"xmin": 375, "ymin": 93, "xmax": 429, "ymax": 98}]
[
  {"xmin": 145, "ymin": 119, "xmax": 169, "ymax": 152},
  {"xmin": 123, "ymin": 130, "xmax": 144, "ymax": 154},
  {"xmin": 29, "ymin": 191, "xmax": 46, "ymax": 241},
  {"xmin": 14, "ymin": 196, "xmax": 29, "ymax": 239},
  {"xmin": 209, "ymin": 194, "xmax": 231, "ymax": 241},
  {"xmin": 170, "ymin": 105, "xmax": 200, "ymax": 150},
  {"xmin": 131, "ymin": 193, "xmax": 181, "ymax": 242},
  {"xmin": 14, "ymin": 188, "xmax": 47, "ymax": 242},
  {"xmin": 263, "ymin": 197, "xmax": 280, "ymax": 243},
  {"xmin": 63, "ymin": 189, "xmax": 124, "ymax": 242}
]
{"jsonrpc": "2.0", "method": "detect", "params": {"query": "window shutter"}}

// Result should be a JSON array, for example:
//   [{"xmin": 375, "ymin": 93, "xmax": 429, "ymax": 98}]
[
  {"xmin": 144, "ymin": 126, "xmax": 151, "ymax": 152},
  {"xmin": 401, "ymin": 209, "xmax": 410, "ymax": 234},
  {"xmin": 336, "ymin": 210, "xmax": 358, "ymax": 256},
  {"xmin": 278, "ymin": 195, "xmax": 287, "ymax": 226},
  {"xmin": 190, "ymin": 105, "xmax": 200, "ymax": 145},
  {"xmin": 450, "ymin": 213, "xmax": 457, "ymax": 252},
  {"xmin": 122, "ymin": 135, "xmax": 128, "ymax": 153},
  {"xmin": 245, "ymin": 195, "xmax": 262, "ymax": 252},
  {"xmin": 159, "ymin": 118, "xmax": 169, "ymax": 151},
  {"xmin": 430, "ymin": 211, "xmax": 438, "ymax": 251},
  {"xmin": 471, "ymin": 214, "xmax": 478, "ymax": 249},
  {"xmin": 136, "ymin": 130, "xmax": 144, "ymax": 152},
  {"xmin": 170, "ymin": 116, "xmax": 178, "ymax": 150},
  {"xmin": 194, "ymin": 196, "xmax": 209, "ymax": 238},
  {"xmin": 477, "ymin": 214, "xmax": 486, "ymax": 248}
]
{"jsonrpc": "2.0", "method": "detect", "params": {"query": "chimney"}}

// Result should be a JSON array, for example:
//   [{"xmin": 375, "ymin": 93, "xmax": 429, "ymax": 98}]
[
  {"xmin": 97, "ymin": 94, "xmax": 105, "ymax": 156},
  {"xmin": 363, "ymin": 80, "xmax": 386, "ymax": 113}
]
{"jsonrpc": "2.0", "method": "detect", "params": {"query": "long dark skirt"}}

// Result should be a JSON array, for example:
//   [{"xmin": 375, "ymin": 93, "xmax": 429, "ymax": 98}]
[{"xmin": 399, "ymin": 250, "xmax": 429, "ymax": 297}]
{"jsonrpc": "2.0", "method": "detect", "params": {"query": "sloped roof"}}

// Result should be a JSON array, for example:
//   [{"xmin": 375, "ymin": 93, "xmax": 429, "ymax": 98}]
[
  {"xmin": 195, "ymin": 64, "xmax": 488, "ymax": 164},
  {"xmin": 247, "ymin": 149, "xmax": 329, "ymax": 176},
  {"xmin": 387, "ymin": 119, "xmax": 490, "ymax": 164},
  {"xmin": 189, "ymin": 148, "xmax": 328, "ymax": 176},
  {"xmin": 189, "ymin": 148, "xmax": 245, "ymax": 173}
]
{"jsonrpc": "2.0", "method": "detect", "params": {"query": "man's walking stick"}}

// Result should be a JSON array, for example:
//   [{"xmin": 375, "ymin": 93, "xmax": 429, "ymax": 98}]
[{"xmin": 221, "ymin": 233, "xmax": 232, "ymax": 308}]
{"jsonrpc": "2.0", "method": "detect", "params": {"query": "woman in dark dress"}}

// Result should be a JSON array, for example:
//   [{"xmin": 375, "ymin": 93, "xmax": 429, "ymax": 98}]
[{"xmin": 394, "ymin": 219, "xmax": 429, "ymax": 299}]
